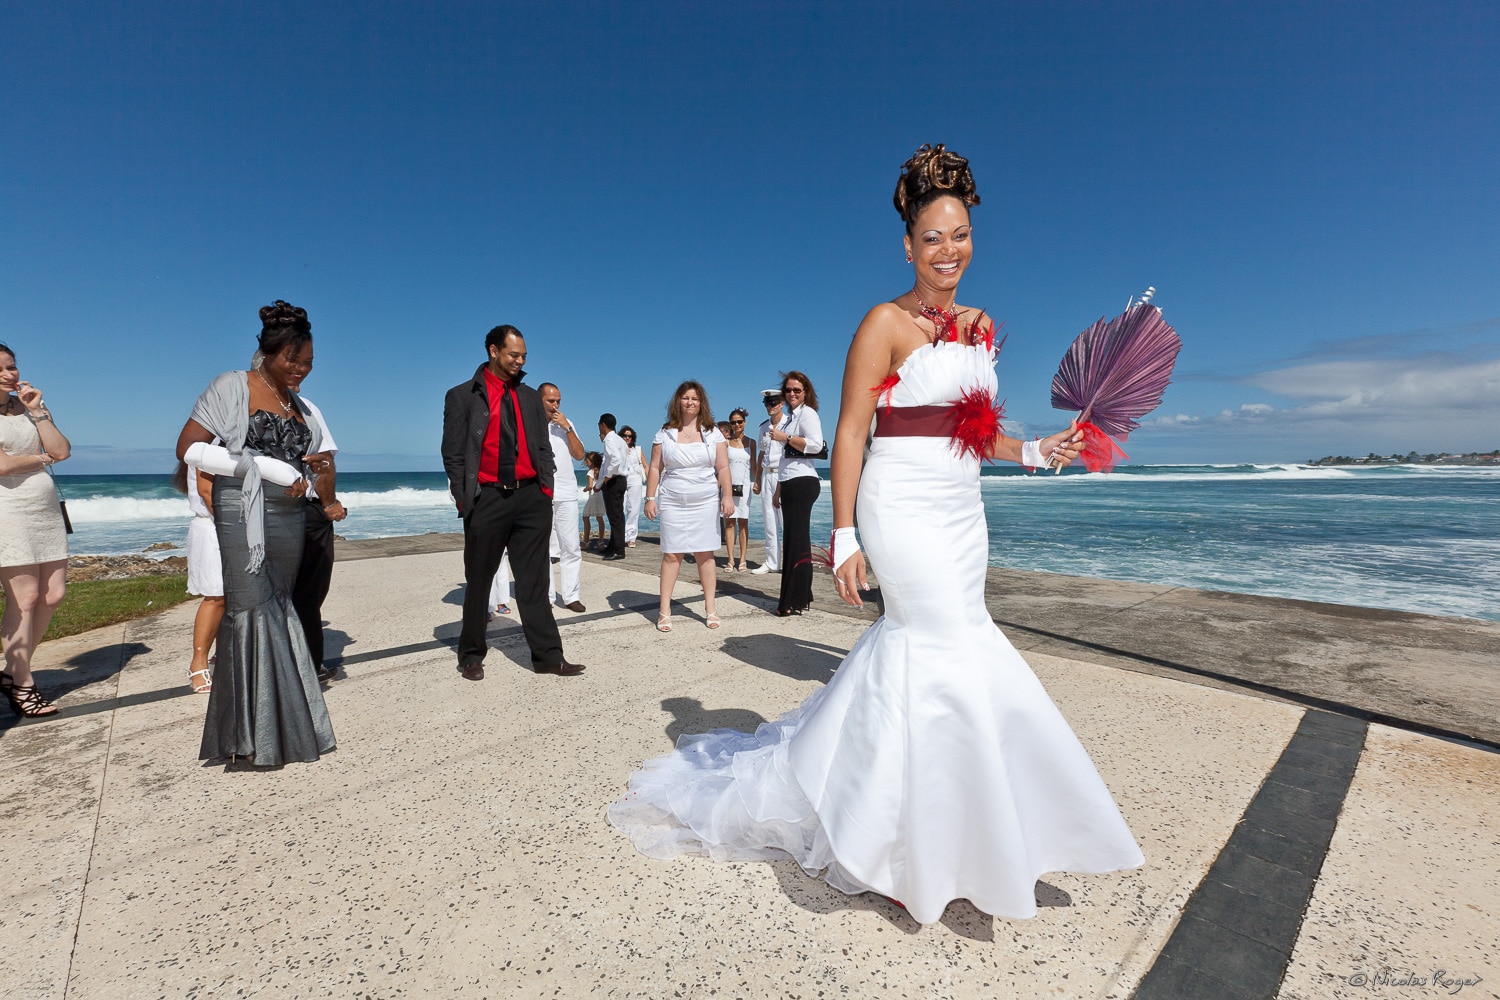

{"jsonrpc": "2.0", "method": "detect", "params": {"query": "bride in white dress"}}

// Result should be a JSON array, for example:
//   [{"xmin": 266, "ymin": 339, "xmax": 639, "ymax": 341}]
[{"xmin": 608, "ymin": 144, "xmax": 1143, "ymax": 924}]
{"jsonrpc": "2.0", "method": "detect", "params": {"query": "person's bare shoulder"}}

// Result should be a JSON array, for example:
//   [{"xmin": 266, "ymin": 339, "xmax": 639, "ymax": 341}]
[{"xmin": 851, "ymin": 302, "xmax": 909, "ymax": 346}]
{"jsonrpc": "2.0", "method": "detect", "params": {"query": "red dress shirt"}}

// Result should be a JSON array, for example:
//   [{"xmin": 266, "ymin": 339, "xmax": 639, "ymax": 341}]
[{"xmin": 479, "ymin": 368, "xmax": 538, "ymax": 485}]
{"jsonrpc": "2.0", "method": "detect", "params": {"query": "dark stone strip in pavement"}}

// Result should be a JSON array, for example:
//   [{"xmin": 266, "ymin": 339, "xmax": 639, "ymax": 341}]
[{"xmin": 1132, "ymin": 709, "xmax": 1368, "ymax": 1000}]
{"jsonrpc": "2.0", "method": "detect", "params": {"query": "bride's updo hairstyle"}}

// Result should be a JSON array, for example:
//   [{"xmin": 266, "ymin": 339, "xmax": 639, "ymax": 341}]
[
  {"xmin": 257, "ymin": 299, "xmax": 312, "ymax": 357},
  {"xmin": 893, "ymin": 143, "xmax": 980, "ymax": 234}
]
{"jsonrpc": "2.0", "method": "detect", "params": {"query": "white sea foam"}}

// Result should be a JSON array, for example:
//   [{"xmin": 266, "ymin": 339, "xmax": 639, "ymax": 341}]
[
  {"xmin": 66, "ymin": 496, "xmax": 189, "ymax": 522},
  {"xmin": 339, "ymin": 487, "xmax": 453, "ymax": 508},
  {"xmin": 982, "ymin": 465, "xmax": 1500, "ymax": 487}
]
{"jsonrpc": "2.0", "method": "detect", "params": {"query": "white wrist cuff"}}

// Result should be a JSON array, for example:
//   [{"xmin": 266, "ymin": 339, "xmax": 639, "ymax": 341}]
[
  {"xmin": 831, "ymin": 527, "xmax": 861, "ymax": 573},
  {"xmin": 1021, "ymin": 438, "xmax": 1045, "ymax": 469}
]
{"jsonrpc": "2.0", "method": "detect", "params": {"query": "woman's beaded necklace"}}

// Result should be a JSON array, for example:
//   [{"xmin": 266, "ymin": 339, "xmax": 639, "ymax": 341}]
[
  {"xmin": 912, "ymin": 290, "xmax": 960, "ymax": 343},
  {"xmin": 256, "ymin": 367, "xmax": 294, "ymax": 415}
]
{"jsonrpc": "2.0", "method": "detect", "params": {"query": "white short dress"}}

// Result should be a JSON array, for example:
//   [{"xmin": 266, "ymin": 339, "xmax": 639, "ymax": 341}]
[
  {"xmin": 581, "ymin": 477, "xmax": 606, "ymax": 519},
  {"xmin": 653, "ymin": 426, "xmax": 725, "ymax": 554},
  {"xmin": 726, "ymin": 441, "xmax": 752, "ymax": 519},
  {"xmin": 184, "ymin": 460, "xmax": 224, "ymax": 597},
  {"xmin": 0, "ymin": 411, "xmax": 68, "ymax": 567}
]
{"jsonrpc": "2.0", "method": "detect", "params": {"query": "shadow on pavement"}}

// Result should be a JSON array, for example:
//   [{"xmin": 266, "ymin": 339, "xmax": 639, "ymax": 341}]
[
  {"xmin": 719, "ymin": 633, "xmax": 847, "ymax": 685},
  {"xmin": 659, "ymin": 696, "xmax": 767, "ymax": 745}
]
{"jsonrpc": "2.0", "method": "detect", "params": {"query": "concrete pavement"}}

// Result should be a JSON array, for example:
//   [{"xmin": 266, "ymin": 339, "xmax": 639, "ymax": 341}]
[{"xmin": 2, "ymin": 541, "xmax": 1495, "ymax": 998}]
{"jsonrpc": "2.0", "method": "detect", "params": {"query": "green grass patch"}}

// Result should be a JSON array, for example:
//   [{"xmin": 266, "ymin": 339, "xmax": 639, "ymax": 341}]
[{"xmin": 1, "ymin": 574, "xmax": 195, "ymax": 643}]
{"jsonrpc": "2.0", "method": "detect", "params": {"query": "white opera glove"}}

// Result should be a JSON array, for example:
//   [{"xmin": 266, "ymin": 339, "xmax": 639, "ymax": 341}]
[
  {"xmin": 831, "ymin": 526, "xmax": 861, "ymax": 574},
  {"xmin": 1021, "ymin": 438, "xmax": 1045, "ymax": 470},
  {"xmin": 185, "ymin": 442, "xmax": 302, "ymax": 487}
]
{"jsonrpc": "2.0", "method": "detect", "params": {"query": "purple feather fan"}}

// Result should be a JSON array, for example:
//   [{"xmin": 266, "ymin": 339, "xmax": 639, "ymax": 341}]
[{"xmin": 1050, "ymin": 288, "xmax": 1181, "ymax": 471}]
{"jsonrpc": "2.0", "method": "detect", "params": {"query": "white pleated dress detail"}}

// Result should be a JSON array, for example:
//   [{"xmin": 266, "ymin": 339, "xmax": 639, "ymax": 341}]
[{"xmin": 609, "ymin": 341, "xmax": 1143, "ymax": 924}]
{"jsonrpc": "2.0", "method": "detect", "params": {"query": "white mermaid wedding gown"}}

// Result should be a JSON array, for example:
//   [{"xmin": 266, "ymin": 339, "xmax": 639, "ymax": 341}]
[{"xmin": 608, "ymin": 339, "xmax": 1143, "ymax": 924}]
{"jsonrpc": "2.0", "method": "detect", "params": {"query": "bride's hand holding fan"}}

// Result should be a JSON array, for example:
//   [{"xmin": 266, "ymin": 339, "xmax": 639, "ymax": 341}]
[{"xmin": 1038, "ymin": 422, "xmax": 1085, "ymax": 469}]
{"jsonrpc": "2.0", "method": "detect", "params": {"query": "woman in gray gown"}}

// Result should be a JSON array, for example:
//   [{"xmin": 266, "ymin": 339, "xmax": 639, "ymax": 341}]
[{"xmin": 174, "ymin": 301, "xmax": 335, "ymax": 767}]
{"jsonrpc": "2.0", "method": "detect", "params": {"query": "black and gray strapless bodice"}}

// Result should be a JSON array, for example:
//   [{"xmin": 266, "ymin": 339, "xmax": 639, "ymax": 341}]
[{"xmin": 245, "ymin": 410, "xmax": 313, "ymax": 463}]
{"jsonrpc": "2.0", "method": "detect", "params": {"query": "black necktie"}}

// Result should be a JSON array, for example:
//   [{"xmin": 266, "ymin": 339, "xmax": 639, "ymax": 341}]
[{"xmin": 498, "ymin": 382, "xmax": 518, "ymax": 484}]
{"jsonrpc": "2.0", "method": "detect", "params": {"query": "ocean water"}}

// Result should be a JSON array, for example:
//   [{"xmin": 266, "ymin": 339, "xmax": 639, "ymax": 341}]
[{"xmin": 52, "ymin": 464, "xmax": 1500, "ymax": 622}]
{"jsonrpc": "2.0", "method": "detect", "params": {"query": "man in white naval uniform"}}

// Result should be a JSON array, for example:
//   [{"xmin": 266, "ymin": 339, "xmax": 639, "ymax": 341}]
[
  {"xmin": 751, "ymin": 388, "xmax": 786, "ymax": 575},
  {"xmin": 540, "ymin": 382, "xmax": 587, "ymax": 611}
]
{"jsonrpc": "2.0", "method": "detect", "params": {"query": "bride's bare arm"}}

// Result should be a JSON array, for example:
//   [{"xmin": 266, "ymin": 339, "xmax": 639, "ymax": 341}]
[
  {"xmin": 988, "ymin": 424, "xmax": 1085, "ymax": 467},
  {"xmin": 831, "ymin": 305, "xmax": 900, "ymax": 530}
]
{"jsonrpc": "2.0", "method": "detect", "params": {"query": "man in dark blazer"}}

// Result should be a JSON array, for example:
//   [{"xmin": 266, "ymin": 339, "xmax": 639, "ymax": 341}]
[{"xmin": 442, "ymin": 325, "xmax": 585, "ymax": 680}]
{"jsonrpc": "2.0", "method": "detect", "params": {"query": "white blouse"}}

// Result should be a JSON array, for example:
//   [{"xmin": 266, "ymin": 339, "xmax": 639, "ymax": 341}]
[{"xmin": 776, "ymin": 405, "xmax": 824, "ymax": 482}]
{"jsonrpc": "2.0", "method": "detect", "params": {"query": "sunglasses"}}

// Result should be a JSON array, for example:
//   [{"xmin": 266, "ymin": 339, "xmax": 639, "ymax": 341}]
[
  {"xmin": 783, "ymin": 387, "xmax": 805, "ymax": 395},
  {"xmin": 729, "ymin": 419, "xmax": 745, "ymax": 425}
]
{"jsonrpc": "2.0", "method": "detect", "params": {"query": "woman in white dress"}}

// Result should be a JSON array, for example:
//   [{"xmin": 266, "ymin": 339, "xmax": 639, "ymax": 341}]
[
  {"xmin": 0, "ymin": 342, "xmax": 70, "ymax": 718},
  {"xmin": 609, "ymin": 144, "xmax": 1142, "ymax": 924},
  {"xmin": 579, "ymin": 451, "xmax": 606, "ymax": 550},
  {"xmin": 175, "ymin": 457, "xmax": 225, "ymax": 693},
  {"xmin": 643, "ymin": 381, "xmax": 734, "ymax": 632},
  {"xmin": 722, "ymin": 408, "xmax": 756, "ymax": 572},
  {"xmin": 621, "ymin": 426, "xmax": 648, "ymax": 547}
]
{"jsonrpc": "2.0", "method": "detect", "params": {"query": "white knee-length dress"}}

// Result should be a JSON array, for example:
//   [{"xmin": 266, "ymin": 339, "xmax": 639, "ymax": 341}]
[{"xmin": 653, "ymin": 426, "xmax": 725, "ymax": 554}]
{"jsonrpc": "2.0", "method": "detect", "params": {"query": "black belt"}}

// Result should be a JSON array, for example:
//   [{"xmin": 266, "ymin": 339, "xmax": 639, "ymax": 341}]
[{"xmin": 481, "ymin": 477, "xmax": 538, "ymax": 494}]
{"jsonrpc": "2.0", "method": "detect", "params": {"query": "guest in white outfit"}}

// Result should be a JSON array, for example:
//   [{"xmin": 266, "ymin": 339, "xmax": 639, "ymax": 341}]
[
  {"xmin": 643, "ymin": 380, "xmax": 734, "ymax": 632},
  {"xmin": 488, "ymin": 552, "xmax": 514, "ymax": 616},
  {"xmin": 540, "ymin": 382, "xmax": 587, "ymax": 612},
  {"xmin": 580, "ymin": 452, "xmax": 606, "ymax": 549},
  {"xmin": 751, "ymin": 390, "xmax": 785, "ymax": 575},
  {"xmin": 620, "ymin": 426, "xmax": 648, "ymax": 547},
  {"xmin": 770, "ymin": 371, "xmax": 824, "ymax": 616},
  {"xmin": 722, "ymin": 407, "xmax": 756, "ymax": 572},
  {"xmin": 0, "ymin": 341, "xmax": 70, "ymax": 719},
  {"xmin": 176, "ymin": 456, "xmax": 224, "ymax": 693}
]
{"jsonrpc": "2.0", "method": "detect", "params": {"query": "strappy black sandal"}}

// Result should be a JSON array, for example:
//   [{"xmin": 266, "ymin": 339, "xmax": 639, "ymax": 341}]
[{"xmin": 1, "ymin": 672, "xmax": 58, "ymax": 718}]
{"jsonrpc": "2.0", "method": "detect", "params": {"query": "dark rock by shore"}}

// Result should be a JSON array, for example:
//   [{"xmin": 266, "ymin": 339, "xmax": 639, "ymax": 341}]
[{"xmin": 69, "ymin": 555, "xmax": 188, "ymax": 582}]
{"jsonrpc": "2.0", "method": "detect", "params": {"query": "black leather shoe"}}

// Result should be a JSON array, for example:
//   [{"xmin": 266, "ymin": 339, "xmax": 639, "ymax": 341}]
[
  {"xmin": 602, "ymin": 551, "xmax": 625, "ymax": 561},
  {"xmin": 565, "ymin": 601, "xmax": 587, "ymax": 613},
  {"xmin": 460, "ymin": 660, "xmax": 485, "ymax": 681},
  {"xmin": 534, "ymin": 659, "xmax": 586, "ymax": 676}
]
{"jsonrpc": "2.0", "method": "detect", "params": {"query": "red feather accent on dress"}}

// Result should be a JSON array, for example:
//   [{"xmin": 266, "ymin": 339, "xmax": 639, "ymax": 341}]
[
  {"xmin": 951, "ymin": 386, "xmax": 1005, "ymax": 463},
  {"xmin": 967, "ymin": 318, "xmax": 1003, "ymax": 352},
  {"xmin": 1077, "ymin": 420, "xmax": 1130, "ymax": 474},
  {"xmin": 870, "ymin": 373, "xmax": 902, "ymax": 414}
]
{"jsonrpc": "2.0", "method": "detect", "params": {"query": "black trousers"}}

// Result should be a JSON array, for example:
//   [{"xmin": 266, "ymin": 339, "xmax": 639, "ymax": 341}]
[
  {"xmin": 777, "ymin": 475, "xmax": 820, "ymax": 613},
  {"xmin": 460, "ymin": 482, "xmax": 563, "ymax": 668},
  {"xmin": 292, "ymin": 501, "xmax": 336, "ymax": 669},
  {"xmin": 602, "ymin": 475, "xmax": 627, "ymax": 555}
]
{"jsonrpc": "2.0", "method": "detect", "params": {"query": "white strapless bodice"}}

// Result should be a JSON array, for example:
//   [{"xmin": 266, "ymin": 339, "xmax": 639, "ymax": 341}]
[{"xmin": 881, "ymin": 339, "xmax": 999, "ymax": 409}]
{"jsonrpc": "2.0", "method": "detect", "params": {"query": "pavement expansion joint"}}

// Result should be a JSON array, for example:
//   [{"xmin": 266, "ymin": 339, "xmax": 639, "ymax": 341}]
[{"xmin": 1131, "ymin": 709, "xmax": 1369, "ymax": 1000}]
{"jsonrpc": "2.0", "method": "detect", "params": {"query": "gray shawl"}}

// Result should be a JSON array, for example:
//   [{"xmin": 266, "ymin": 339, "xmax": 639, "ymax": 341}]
[{"xmin": 189, "ymin": 371, "xmax": 321, "ymax": 573}]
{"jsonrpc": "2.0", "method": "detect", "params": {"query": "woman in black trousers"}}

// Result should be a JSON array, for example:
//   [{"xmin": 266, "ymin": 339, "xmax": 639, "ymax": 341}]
[{"xmin": 769, "ymin": 371, "xmax": 824, "ymax": 615}]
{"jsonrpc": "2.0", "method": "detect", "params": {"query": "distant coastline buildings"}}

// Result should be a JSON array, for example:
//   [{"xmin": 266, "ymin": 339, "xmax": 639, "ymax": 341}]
[{"xmin": 1308, "ymin": 450, "xmax": 1499, "ymax": 467}]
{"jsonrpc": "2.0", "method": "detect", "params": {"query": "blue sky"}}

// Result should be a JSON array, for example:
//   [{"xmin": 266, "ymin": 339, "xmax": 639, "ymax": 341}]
[{"xmin": 3, "ymin": 1, "xmax": 1496, "ymax": 472}]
